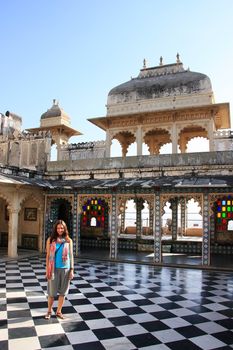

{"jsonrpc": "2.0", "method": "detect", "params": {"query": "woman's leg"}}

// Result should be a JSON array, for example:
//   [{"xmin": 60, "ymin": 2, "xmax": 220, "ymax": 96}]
[
  {"xmin": 45, "ymin": 295, "xmax": 54, "ymax": 319},
  {"xmin": 47, "ymin": 296, "xmax": 54, "ymax": 312},
  {"xmin": 56, "ymin": 295, "xmax": 65, "ymax": 314}
]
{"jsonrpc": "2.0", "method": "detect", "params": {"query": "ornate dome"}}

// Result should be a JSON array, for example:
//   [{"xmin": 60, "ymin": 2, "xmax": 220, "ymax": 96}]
[
  {"xmin": 107, "ymin": 57, "xmax": 214, "ymax": 116},
  {"xmin": 40, "ymin": 99, "xmax": 71, "ymax": 128},
  {"xmin": 41, "ymin": 99, "xmax": 70, "ymax": 120}
]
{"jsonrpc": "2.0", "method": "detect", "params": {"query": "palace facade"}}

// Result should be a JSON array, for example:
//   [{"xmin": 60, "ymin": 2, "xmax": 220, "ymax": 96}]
[{"xmin": 1, "ymin": 55, "xmax": 233, "ymax": 268}]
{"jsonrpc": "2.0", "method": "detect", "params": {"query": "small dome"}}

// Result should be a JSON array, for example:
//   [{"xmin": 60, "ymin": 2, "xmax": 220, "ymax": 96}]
[
  {"xmin": 41, "ymin": 99, "xmax": 70, "ymax": 120},
  {"xmin": 107, "ymin": 61, "xmax": 213, "ymax": 108}
]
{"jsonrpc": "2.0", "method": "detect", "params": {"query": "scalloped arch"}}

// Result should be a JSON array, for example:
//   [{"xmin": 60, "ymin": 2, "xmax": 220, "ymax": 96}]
[
  {"xmin": 0, "ymin": 194, "xmax": 12, "ymax": 208},
  {"xmin": 20, "ymin": 194, "xmax": 43, "ymax": 211}
]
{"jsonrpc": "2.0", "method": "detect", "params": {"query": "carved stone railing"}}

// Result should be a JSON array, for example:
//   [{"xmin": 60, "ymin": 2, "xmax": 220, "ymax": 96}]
[
  {"xmin": 60, "ymin": 140, "xmax": 106, "ymax": 160},
  {"xmin": 213, "ymin": 129, "xmax": 233, "ymax": 138}
]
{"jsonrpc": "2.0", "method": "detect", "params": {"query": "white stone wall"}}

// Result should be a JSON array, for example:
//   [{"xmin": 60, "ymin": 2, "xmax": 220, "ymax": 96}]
[
  {"xmin": 107, "ymin": 93, "xmax": 214, "ymax": 116},
  {"xmin": 0, "ymin": 132, "xmax": 51, "ymax": 170},
  {"xmin": 213, "ymin": 130, "xmax": 233, "ymax": 151},
  {"xmin": 60, "ymin": 141, "xmax": 106, "ymax": 160}
]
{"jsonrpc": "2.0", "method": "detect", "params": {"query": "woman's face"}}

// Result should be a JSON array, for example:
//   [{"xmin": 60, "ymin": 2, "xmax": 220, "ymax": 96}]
[{"xmin": 56, "ymin": 224, "xmax": 65, "ymax": 236}]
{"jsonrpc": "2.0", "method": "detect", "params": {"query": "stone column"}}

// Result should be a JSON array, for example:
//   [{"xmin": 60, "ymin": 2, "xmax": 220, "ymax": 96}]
[
  {"xmin": 38, "ymin": 209, "xmax": 44, "ymax": 253},
  {"xmin": 154, "ymin": 192, "xmax": 162, "ymax": 263},
  {"xmin": 57, "ymin": 143, "xmax": 62, "ymax": 161},
  {"xmin": 149, "ymin": 205, "xmax": 153, "ymax": 234},
  {"xmin": 105, "ymin": 130, "xmax": 111, "ymax": 158},
  {"xmin": 136, "ymin": 198, "xmax": 143, "ymax": 240},
  {"xmin": 120, "ymin": 209, "xmax": 125, "ymax": 234},
  {"xmin": 171, "ymin": 124, "xmax": 178, "ymax": 154},
  {"xmin": 73, "ymin": 192, "xmax": 79, "ymax": 256},
  {"xmin": 136, "ymin": 126, "xmax": 142, "ymax": 156},
  {"xmin": 8, "ymin": 203, "xmax": 20, "ymax": 258},
  {"xmin": 202, "ymin": 193, "xmax": 210, "ymax": 266},
  {"xmin": 171, "ymin": 198, "xmax": 178, "ymax": 240},
  {"xmin": 180, "ymin": 197, "xmax": 186, "ymax": 237},
  {"xmin": 208, "ymin": 121, "xmax": 214, "ymax": 152},
  {"xmin": 110, "ymin": 194, "xmax": 118, "ymax": 259}
]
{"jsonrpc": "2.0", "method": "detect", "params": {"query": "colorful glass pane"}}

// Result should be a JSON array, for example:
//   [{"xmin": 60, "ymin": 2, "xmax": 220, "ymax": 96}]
[
  {"xmin": 222, "ymin": 213, "xmax": 226, "ymax": 218},
  {"xmin": 222, "ymin": 200, "xmax": 226, "ymax": 205}
]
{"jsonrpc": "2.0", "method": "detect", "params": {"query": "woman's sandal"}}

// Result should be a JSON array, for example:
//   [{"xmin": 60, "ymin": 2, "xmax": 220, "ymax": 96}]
[
  {"xmin": 56, "ymin": 312, "xmax": 65, "ymax": 320},
  {"xmin": 45, "ymin": 312, "xmax": 52, "ymax": 320}
]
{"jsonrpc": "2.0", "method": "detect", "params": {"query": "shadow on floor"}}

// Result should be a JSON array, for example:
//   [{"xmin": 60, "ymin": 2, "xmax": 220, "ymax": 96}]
[
  {"xmin": 79, "ymin": 246, "xmax": 233, "ymax": 271},
  {"xmin": 0, "ymin": 248, "xmax": 39, "ymax": 263}
]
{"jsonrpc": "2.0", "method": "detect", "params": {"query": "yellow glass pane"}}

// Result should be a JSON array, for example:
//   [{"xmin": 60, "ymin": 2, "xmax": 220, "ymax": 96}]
[
  {"xmin": 222, "ymin": 207, "xmax": 226, "ymax": 211},
  {"xmin": 217, "ymin": 213, "xmax": 221, "ymax": 218}
]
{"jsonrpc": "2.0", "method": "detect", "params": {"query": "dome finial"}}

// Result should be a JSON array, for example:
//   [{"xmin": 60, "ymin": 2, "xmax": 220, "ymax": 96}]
[
  {"xmin": 176, "ymin": 52, "xmax": 181, "ymax": 63},
  {"xmin": 143, "ymin": 58, "xmax": 147, "ymax": 69},
  {"xmin": 53, "ymin": 99, "xmax": 58, "ymax": 106},
  {"xmin": 159, "ymin": 56, "xmax": 163, "ymax": 66}
]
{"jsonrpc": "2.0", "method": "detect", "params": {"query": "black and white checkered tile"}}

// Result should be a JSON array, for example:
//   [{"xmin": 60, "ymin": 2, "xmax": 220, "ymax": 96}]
[{"xmin": 0, "ymin": 257, "xmax": 233, "ymax": 350}]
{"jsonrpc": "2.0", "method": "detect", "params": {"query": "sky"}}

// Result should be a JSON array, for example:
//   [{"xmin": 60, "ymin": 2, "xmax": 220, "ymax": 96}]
[{"xmin": 1, "ymin": 0, "xmax": 233, "ymax": 146}]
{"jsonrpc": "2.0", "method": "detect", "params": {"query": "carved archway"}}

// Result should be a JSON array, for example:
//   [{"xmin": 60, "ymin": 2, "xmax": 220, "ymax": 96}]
[
  {"xmin": 178, "ymin": 125, "xmax": 208, "ymax": 153},
  {"xmin": 46, "ymin": 195, "xmax": 73, "ymax": 240},
  {"xmin": 112, "ymin": 131, "xmax": 136, "ymax": 156},
  {"xmin": 0, "ymin": 194, "xmax": 12, "ymax": 247},
  {"xmin": 144, "ymin": 128, "xmax": 171, "ymax": 155}
]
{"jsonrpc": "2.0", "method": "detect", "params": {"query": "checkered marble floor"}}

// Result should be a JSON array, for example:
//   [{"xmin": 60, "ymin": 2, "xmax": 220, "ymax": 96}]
[{"xmin": 0, "ymin": 257, "xmax": 233, "ymax": 350}]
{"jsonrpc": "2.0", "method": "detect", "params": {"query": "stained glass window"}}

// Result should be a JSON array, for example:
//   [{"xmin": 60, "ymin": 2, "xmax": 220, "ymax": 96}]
[
  {"xmin": 81, "ymin": 197, "xmax": 108, "ymax": 231},
  {"xmin": 216, "ymin": 196, "xmax": 233, "ymax": 231}
]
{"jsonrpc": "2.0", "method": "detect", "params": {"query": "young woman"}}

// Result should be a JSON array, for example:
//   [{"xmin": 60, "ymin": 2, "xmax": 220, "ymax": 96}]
[{"xmin": 45, "ymin": 219, "xmax": 74, "ymax": 319}]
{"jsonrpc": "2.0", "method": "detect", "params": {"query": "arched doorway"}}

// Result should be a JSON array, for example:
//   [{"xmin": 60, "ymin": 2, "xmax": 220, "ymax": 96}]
[
  {"xmin": 211, "ymin": 195, "xmax": 233, "ymax": 268},
  {"xmin": 80, "ymin": 197, "xmax": 109, "ymax": 238},
  {"xmin": 79, "ymin": 196, "xmax": 110, "ymax": 258},
  {"xmin": 46, "ymin": 198, "xmax": 73, "ymax": 240},
  {"xmin": 0, "ymin": 198, "xmax": 9, "ymax": 247}
]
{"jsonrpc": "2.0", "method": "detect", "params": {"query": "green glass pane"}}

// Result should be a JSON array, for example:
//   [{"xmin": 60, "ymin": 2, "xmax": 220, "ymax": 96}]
[
  {"xmin": 227, "ymin": 207, "xmax": 231, "ymax": 212},
  {"xmin": 222, "ymin": 213, "xmax": 226, "ymax": 218},
  {"xmin": 217, "ymin": 218, "xmax": 222, "ymax": 223}
]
